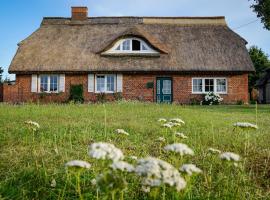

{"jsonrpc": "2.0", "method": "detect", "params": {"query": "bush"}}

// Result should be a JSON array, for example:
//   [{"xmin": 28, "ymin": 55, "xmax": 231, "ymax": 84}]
[
  {"xmin": 97, "ymin": 93, "xmax": 106, "ymax": 103},
  {"xmin": 190, "ymin": 98, "xmax": 201, "ymax": 105},
  {"xmin": 203, "ymin": 92, "xmax": 223, "ymax": 105},
  {"xmin": 113, "ymin": 92, "xmax": 123, "ymax": 101},
  {"xmin": 69, "ymin": 84, "xmax": 84, "ymax": 103},
  {"xmin": 236, "ymin": 100, "xmax": 244, "ymax": 105}
]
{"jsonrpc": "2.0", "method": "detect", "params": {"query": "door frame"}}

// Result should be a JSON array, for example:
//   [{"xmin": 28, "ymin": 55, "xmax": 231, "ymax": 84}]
[{"xmin": 156, "ymin": 77, "xmax": 173, "ymax": 103}]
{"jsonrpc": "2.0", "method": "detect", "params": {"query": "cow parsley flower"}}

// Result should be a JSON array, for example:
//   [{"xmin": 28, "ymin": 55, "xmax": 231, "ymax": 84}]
[
  {"xmin": 164, "ymin": 143, "xmax": 194, "ymax": 156},
  {"xmin": 91, "ymin": 178, "xmax": 97, "ymax": 186},
  {"xmin": 88, "ymin": 142, "xmax": 124, "ymax": 162},
  {"xmin": 208, "ymin": 148, "xmax": 221, "ymax": 154},
  {"xmin": 220, "ymin": 152, "xmax": 240, "ymax": 162},
  {"xmin": 141, "ymin": 186, "xmax": 151, "ymax": 193},
  {"xmin": 130, "ymin": 156, "xmax": 138, "ymax": 160},
  {"xmin": 162, "ymin": 123, "xmax": 173, "ymax": 129},
  {"xmin": 157, "ymin": 137, "xmax": 166, "ymax": 142},
  {"xmin": 116, "ymin": 129, "xmax": 129, "ymax": 136},
  {"xmin": 65, "ymin": 160, "xmax": 91, "ymax": 169},
  {"xmin": 135, "ymin": 157, "xmax": 186, "ymax": 191},
  {"xmin": 158, "ymin": 118, "xmax": 167, "ymax": 123},
  {"xmin": 233, "ymin": 122, "xmax": 258, "ymax": 129},
  {"xmin": 175, "ymin": 132, "xmax": 188, "ymax": 139},
  {"xmin": 180, "ymin": 164, "xmax": 202, "ymax": 175},
  {"xmin": 25, "ymin": 120, "xmax": 40, "ymax": 131},
  {"xmin": 110, "ymin": 161, "xmax": 135, "ymax": 172},
  {"xmin": 51, "ymin": 179, "xmax": 56, "ymax": 188},
  {"xmin": 170, "ymin": 118, "xmax": 185, "ymax": 124}
]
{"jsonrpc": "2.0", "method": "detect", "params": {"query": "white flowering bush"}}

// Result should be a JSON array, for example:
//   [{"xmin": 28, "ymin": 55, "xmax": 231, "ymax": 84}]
[{"xmin": 203, "ymin": 92, "xmax": 223, "ymax": 105}]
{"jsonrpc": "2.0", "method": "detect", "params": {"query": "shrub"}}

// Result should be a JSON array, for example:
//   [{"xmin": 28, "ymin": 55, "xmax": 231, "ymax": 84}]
[
  {"xmin": 69, "ymin": 84, "xmax": 84, "ymax": 103},
  {"xmin": 236, "ymin": 100, "xmax": 244, "ymax": 105},
  {"xmin": 97, "ymin": 92, "xmax": 106, "ymax": 103},
  {"xmin": 113, "ymin": 92, "xmax": 123, "ymax": 101},
  {"xmin": 203, "ymin": 92, "xmax": 223, "ymax": 105},
  {"xmin": 190, "ymin": 98, "xmax": 201, "ymax": 105}
]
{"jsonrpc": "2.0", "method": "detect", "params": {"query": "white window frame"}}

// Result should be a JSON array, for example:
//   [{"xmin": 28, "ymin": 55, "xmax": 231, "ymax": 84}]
[
  {"xmin": 95, "ymin": 74, "xmax": 116, "ymax": 93},
  {"xmin": 38, "ymin": 74, "xmax": 59, "ymax": 93},
  {"xmin": 105, "ymin": 37, "xmax": 158, "ymax": 54},
  {"xmin": 192, "ymin": 77, "xmax": 227, "ymax": 94}
]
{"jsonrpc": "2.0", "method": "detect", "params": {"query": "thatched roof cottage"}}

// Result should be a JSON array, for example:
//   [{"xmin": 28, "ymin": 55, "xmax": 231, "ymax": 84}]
[{"xmin": 5, "ymin": 7, "xmax": 254, "ymax": 103}]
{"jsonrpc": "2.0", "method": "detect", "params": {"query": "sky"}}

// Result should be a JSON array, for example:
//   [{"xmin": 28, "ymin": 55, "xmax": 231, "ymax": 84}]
[{"xmin": 0, "ymin": 0, "xmax": 269, "ymax": 80}]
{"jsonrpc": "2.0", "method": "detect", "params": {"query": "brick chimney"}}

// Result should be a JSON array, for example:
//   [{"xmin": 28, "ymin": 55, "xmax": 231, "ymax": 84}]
[{"xmin": 71, "ymin": 7, "xmax": 88, "ymax": 20}]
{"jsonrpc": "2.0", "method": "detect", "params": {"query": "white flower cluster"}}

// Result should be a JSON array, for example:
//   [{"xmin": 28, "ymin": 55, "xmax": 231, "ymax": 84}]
[
  {"xmin": 175, "ymin": 132, "xmax": 188, "ymax": 139},
  {"xmin": 170, "ymin": 118, "xmax": 185, "ymax": 125},
  {"xmin": 88, "ymin": 142, "xmax": 124, "ymax": 162},
  {"xmin": 135, "ymin": 157, "xmax": 186, "ymax": 191},
  {"xmin": 204, "ymin": 92, "xmax": 223, "ymax": 105},
  {"xmin": 65, "ymin": 160, "xmax": 91, "ymax": 169},
  {"xmin": 110, "ymin": 161, "xmax": 135, "ymax": 172},
  {"xmin": 180, "ymin": 164, "xmax": 202, "ymax": 176},
  {"xmin": 164, "ymin": 143, "xmax": 194, "ymax": 156},
  {"xmin": 25, "ymin": 120, "xmax": 40, "ymax": 131},
  {"xmin": 208, "ymin": 147, "xmax": 221, "ymax": 154},
  {"xmin": 233, "ymin": 122, "xmax": 258, "ymax": 129},
  {"xmin": 115, "ymin": 129, "xmax": 129, "ymax": 136},
  {"xmin": 158, "ymin": 118, "xmax": 167, "ymax": 123},
  {"xmin": 161, "ymin": 118, "xmax": 185, "ymax": 128},
  {"xmin": 220, "ymin": 152, "xmax": 240, "ymax": 162},
  {"xmin": 157, "ymin": 137, "xmax": 166, "ymax": 142}
]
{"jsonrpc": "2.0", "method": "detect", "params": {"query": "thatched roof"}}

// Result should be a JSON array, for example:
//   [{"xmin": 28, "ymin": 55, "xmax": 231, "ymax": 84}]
[{"xmin": 9, "ymin": 16, "xmax": 254, "ymax": 73}]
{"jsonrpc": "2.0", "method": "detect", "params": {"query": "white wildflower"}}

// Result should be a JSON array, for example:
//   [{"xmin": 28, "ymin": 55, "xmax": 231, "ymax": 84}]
[
  {"xmin": 135, "ymin": 157, "xmax": 186, "ymax": 191},
  {"xmin": 130, "ymin": 156, "xmax": 138, "ymax": 160},
  {"xmin": 208, "ymin": 148, "xmax": 221, "ymax": 154},
  {"xmin": 162, "ymin": 123, "xmax": 173, "ymax": 129},
  {"xmin": 91, "ymin": 178, "xmax": 97, "ymax": 186},
  {"xmin": 65, "ymin": 160, "xmax": 91, "ymax": 169},
  {"xmin": 88, "ymin": 142, "xmax": 124, "ymax": 162},
  {"xmin": 25, "ymin": 120, "xmax": 40, "ymax": 131},
  {"xmin": 116, "ymin": 129, "xmax": 129, "ymax": 136},
  {"xmin": 158, "ymin": 118, "xmax": 167, "ymax": 123},
  {"xmin": 170, "ymin": 118, "xmax": 185, "ymax": 124},
  {"xmin": 141, "ymin": 186, "xmax": 151, "ymax": 193},
  {"xmin": 175, "ymin": 132, "xmax": 188, "ymax": 139},
  {"xmin": 220, "ymin": 152, "xmax": 240, "ymax": 162},
  {"xmin": 180, "ymin": 164, "xmax": 202, "ymax": 175},
  {"xmin": 164, "ymin": 143, "xmax": 194, "ymax": 156},
  {"xmin": 50, "ymin": 179, "xmax": 56, "ymax": 188},
  {"xmin": 233, "ymin": 122, "xmax": 258, "ymax": 129},
  {"xmin": 157, "ymin": 137, "xmax": 166, "ymax": 142},
  {"xmin": 171, "ymin": 122, "xmax": 182, "ymax": 127},
  {"xmin": 233, "ymin": 162, "xmax": 239, "ymax": 167},
  {"xmin": 110, "ymin": 161, "xmax": 135, "ymax": 172}
]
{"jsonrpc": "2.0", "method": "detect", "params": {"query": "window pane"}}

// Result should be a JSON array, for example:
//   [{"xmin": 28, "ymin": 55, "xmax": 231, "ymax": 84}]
[
  {"xmin": 142, "ymin": 44, "xmax": 148, "ymax": 51},
  {"xmin": 50, "ymin": 75, "xmax": 58, "ymax": 92},
  {"xmin": 193, "ymin": 79, "xmax": 202, "ymax": 92},
  {"xmin": 157, "ymin": 80, "xmax": 160, "ymax": 94},
  {"xmin": 132, "ymin": 40, "xmax": 141, "ymax": 51},
  {"xmin": 40, "ymin": 75, "xmax": 49, "ymax": 92},
  {"xmin": 205, "ymin": 79, "xmax": 214, "ymax": 92},
  {"xmin": 116, "ymin": 45, "xmax": 121, "ymax": 50},
  {"xmin": 122, "ymin": 40, "xmax": 130, "ymax": 50},
  {"xmin": 97, "ymin": 76, "xmax": 105, "ymax": 92},
  {"xmin": 106, "ymin": 75, "xmax": 115, "ymax": 92},
  {"xmin": 216, "ymin": 79, "xmax": 226, "ymax": 92},
  {"xmin": 162, "ymin": 80, "xmax": 171, "ymax": 94}
]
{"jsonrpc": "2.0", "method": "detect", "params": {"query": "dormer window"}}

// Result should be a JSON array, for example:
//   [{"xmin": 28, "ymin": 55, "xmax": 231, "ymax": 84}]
[{"xmin": 105, "ymin": 37, "xmax": 158, "ymax": 54}]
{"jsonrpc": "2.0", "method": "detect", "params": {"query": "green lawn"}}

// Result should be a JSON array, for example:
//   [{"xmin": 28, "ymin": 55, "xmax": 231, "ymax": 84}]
[{"xmin": 0, "ymin": 102, "xmax": 269, "ymax": 200}]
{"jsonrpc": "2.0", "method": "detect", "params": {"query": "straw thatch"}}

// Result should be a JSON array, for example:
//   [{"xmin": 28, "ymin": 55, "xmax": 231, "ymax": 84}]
[{"xmin": 9, "ymin": 17, "xmax": 254, "ymax": 73}]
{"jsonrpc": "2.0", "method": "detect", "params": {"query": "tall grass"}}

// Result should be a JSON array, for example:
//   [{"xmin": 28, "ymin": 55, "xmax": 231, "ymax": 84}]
[{"xmin": 0, "ymin": 102, "xmax": 269, "ymax": 199}]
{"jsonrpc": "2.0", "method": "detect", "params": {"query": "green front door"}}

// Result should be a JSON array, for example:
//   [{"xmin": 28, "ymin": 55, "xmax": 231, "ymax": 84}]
[{"xmin": 156, "ymin": 77, "xmax": 172, "ymax": 103}]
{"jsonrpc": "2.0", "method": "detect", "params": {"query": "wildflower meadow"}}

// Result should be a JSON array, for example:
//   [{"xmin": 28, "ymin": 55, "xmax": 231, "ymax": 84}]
[{"xmin": 0, "ymin": 102, "xmax": 269, "ymax": 199}]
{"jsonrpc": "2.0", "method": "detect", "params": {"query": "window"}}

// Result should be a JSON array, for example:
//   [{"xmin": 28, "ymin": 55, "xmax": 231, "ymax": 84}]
[
  {"xmin": 39, "ymin": 75, "xmax": 59, "ymax": 93},
  {"xmin": 96, "ymin": 75, "xmax": 116, "ymax": 93},
  {"xmin": 105, "ymin": 37, "xmax": 158, "ymax": 54},
  {"xmin": 192, "ymin": 78, "xmax": 227, "ymax": 94}
]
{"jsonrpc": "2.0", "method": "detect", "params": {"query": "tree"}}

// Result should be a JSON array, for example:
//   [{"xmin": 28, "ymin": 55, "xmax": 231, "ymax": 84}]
[
  {"xmin": 0, "ymin": 67, "xmax": 3, "ymax": 83},
  {"xmin": 250, "ymin": 0, "xmax": 270, "ymax": 30},
  {"xmin": 248, "ymin": 46, "xmax": 270, "ymax": 91}
]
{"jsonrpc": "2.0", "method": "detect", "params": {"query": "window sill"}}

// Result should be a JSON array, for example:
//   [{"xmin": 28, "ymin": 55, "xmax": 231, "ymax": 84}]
[
  {"xmin": 192, "ymin": 92, "xmax": 227, "ymax": 95},
  {"xmin": 100, "ymin": 52, "xmax": 160, "ymax": 57}
]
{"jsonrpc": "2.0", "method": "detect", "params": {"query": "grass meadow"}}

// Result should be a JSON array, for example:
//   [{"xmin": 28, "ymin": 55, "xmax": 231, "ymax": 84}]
[{"xmin": 0, "ymin": 102, "xmax": 269, "ymax": 200}]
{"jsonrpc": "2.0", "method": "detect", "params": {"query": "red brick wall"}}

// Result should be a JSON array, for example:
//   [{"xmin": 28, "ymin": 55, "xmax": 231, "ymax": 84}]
[
  {"xmin": 3, "ymin": 73, "xmax": 249, "ymax": 104},
  {"xmin": 0, "ymin": 84, "xmax": 3, "ymax": 102}
]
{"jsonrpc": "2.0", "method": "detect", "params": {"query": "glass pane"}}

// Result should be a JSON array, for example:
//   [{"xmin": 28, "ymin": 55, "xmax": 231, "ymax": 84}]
[
  {"xmin": 116, "ymin": 45, "xmax": 121, "ymax": 50},
  {"xmin": 142, "ymin": 44, "xmax": 148, "ymax": 51},
  {"xmin": 97, "ymin": 76, "xmax": 105, "ymax": 92},
  {"xmin": 157, "ymin": 80, "xmax": 160, "ymax": 94},
  {"xmin": 162, "ymin": 80, "xmax": 171, "ymax": 94},
  {"xmin": 40, "ymin": 75, "xmax": 48, "ymax": 92},
  {"xmin": 193, "ymin": 79, "xmax": 202, "ymax": 92},
  {"xmin": 106, "ymin": 75, "xmax": 115, "ymax": 92},
  {"xmin": 122, "ymin": 40, "xmax": 130, "ymax": 51},
  {"xmin": 216, "ymin": 79, "xmax": 226, "ymax": 92},
  {"xmin": 132, "ymin": 40, "xmax": 141, "ymax": 51},
  {"xmin": 50, "ymin": 75, "xmax": 58, "ymax": 92},
  {"xmin": 205, "ymin": 79, "xmax": 214, "ymax": 92}
]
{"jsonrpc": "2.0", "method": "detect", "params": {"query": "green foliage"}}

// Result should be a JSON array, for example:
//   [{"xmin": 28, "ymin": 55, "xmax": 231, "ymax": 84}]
[
  {"xmin": 113, "ymin": 92, "xmax": 123, "ymax": 101},
  {"xmin": 236, "ymin": 100, "xmax": 244, "ymax": 105},
  {"xmin": 69, "ymin": 84, "xmax": 84, "ymax": 103},
  {"xmin": 96, "ymin": 92, "xmax": 107, "ymax": 103},
  {"xmin": 146, "ymin": 82, "xmax": 154, "ymax": 89},
  {"xmin": 0, "ymin": 67, "xmax": 3, "ymax": 83},
  {"xmin": 248, "ymin": 46, "xmax": 270, "ymax": 91},
  {"xmin": 250, "ymin": 0, "xmax": 270, "ymax": 30},
  {"xmin": 203, "ymin": 92, "xmax": 223, "ymax": 105},
  {"xmin": 0, "ymin": 103, "xmax": 269, "ymax": 199}
]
